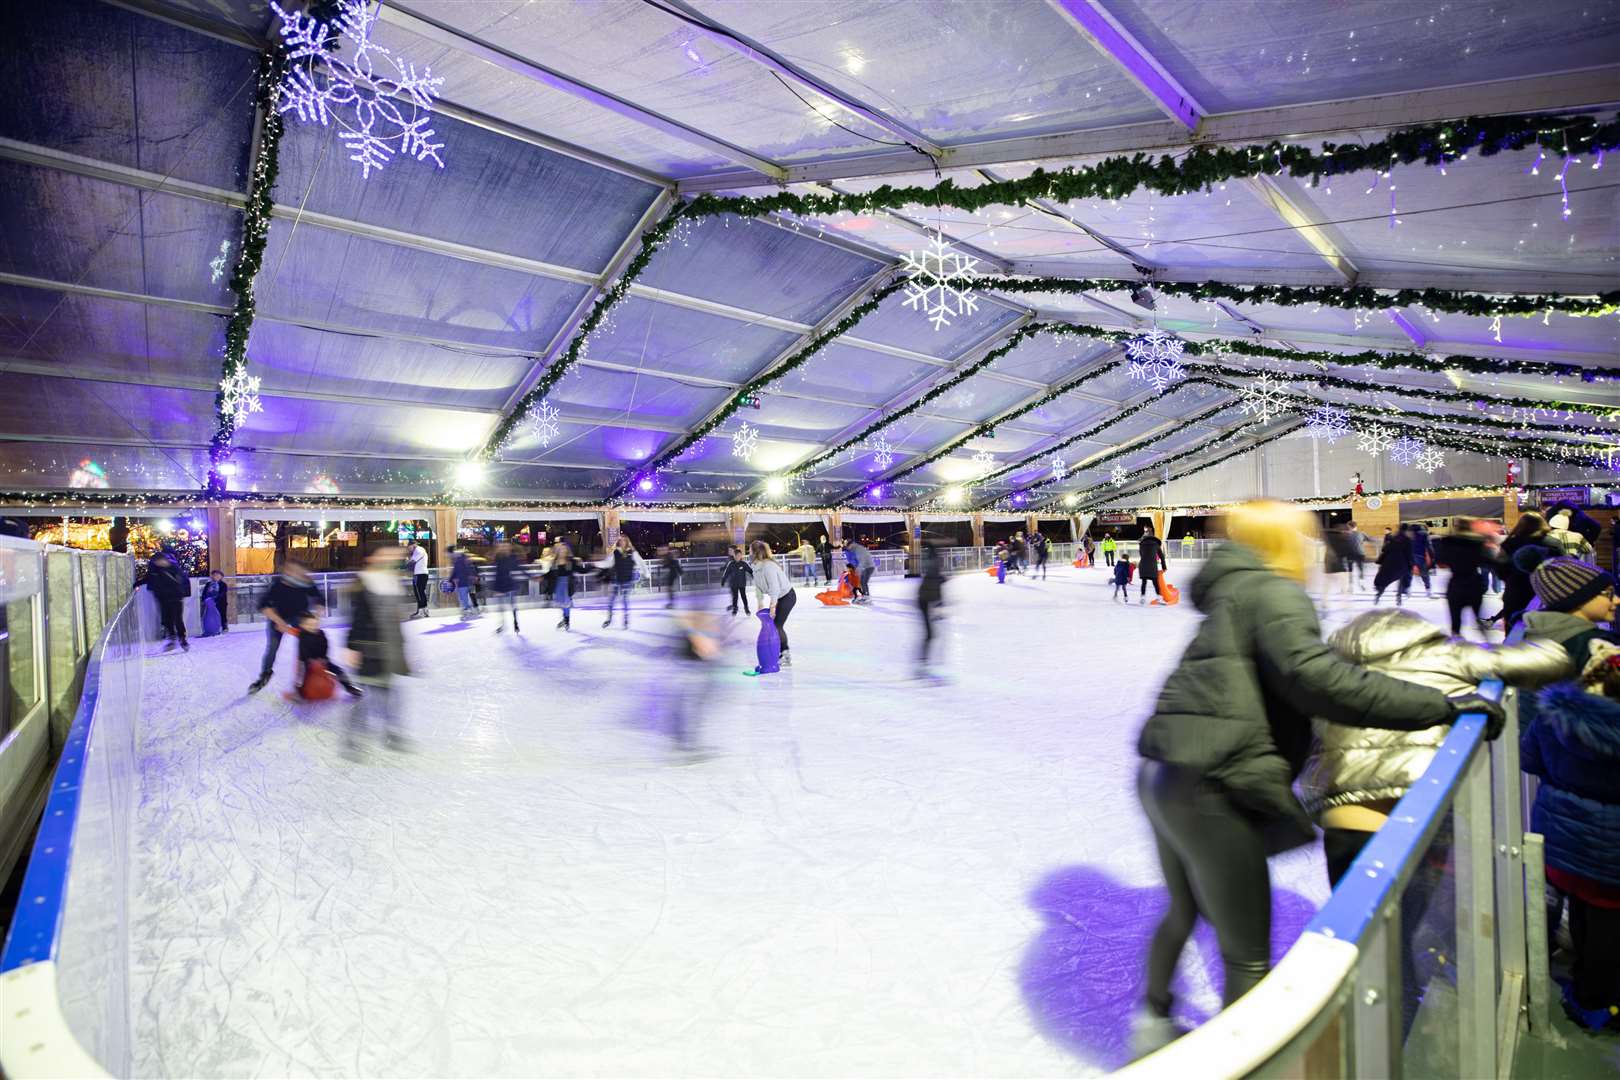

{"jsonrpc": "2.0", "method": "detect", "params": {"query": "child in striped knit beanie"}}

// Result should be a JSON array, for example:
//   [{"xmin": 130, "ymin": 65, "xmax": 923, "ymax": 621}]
[{"xmin": 1520, "ymin": 552, "xmax": 1617, "ymax": 670}]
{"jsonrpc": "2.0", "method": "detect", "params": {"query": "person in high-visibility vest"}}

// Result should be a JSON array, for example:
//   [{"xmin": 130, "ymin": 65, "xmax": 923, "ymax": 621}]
[
  {"xmin": 1180, "ymin": 534, "xmax": 1196, "ymax": 558},
  {"xmin": 1101, "ymin": 534, "xmax": 1117, "ymax": 567}
]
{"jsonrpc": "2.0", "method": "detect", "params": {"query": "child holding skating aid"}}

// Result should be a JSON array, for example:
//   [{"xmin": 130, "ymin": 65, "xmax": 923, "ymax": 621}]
[{"xmin": 1113, "ymin": 555, "xmax": 1133, "ymax": 602}]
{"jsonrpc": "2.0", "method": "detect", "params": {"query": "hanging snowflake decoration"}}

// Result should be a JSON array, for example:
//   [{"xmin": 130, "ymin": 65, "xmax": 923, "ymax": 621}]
[
  {"xmin": 1354, "ymin": 422, "xmax": 1395, "ymax": 456},
  {"xmin": 901, "ymin": 231, "xmax": 979, "ymax": 330},
  {"xmin": 524, "ymin": 399, "xmax": 561, "ymax": 448},
  {"xmin": 1124, "ymin": 329, "xmax": 1187, "ymax": 391},
  {"xmin": 1414, "ymin": 446, "xmax": 1445, "ymax": 474},
  {"xmin": 869, "ymin": 435, "xmax": 895, "ymax": 470},
  {"xmin": 1110, "ymin": 464, "xmax": 1128, "ymax": 487},
  {"xmin": 219, "ymin": 367, "xmax": 264, "ymax": 425},
  {"xmin": 270, "ymin": 0, "xmax": 446, "ymax": 179},
  {"xmin": 731, "ymin": 421, "xmax": 759, "ymax": 461},
  {"xmin": 971, "ymin": 448, "xmax": 994, "ymax": 476},
  {"xmin": 1238, "ymin": 373, "xmax": 1287, "ymax": 423},
  {"xmin": 1304, "ymin": 405, "xmax": 1350, "ymax": 443},
  {"xmin": 1049, "ymin": 455, "xmax": 1067, "ymax": 482},
  {"xmin": 1389, "ymin": 435, "xmax": 1427, "ymax": 467}
]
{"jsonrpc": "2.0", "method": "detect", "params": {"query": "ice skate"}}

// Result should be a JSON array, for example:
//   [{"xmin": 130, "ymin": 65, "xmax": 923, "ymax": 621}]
[{"xmin": 1128, "ymin": 1007, "xmax": 1186, "ymax": 1060}]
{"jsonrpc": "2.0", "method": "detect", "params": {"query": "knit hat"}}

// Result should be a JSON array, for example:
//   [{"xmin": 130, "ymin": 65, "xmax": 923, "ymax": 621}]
[{"xmin": 1529, "ymin": 555, "xmax": 1614, "ymax": 614}]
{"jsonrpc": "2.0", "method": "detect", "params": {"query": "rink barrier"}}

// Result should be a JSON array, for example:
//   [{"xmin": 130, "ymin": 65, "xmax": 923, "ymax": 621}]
[
  {"xmin": 0, "ymin": 585, "xmax": 143, "ymax": 1079},
  {"xmin": 1116, "ymin": 629, "xmax": 1553, "ymax": 1079}
]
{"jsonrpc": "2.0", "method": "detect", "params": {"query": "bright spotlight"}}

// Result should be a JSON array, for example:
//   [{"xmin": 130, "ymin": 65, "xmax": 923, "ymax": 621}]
[
  {"xmin": 765, "ymin": 476, "xmax": 787, "ymax": 497},
  {"xmin": 155, "ymin": 518, "xmax": 174, "ymax": 533},
  {"xmin": 454, "ymin": 461, "xmax": 486, "ymax": 487},
  {"xmin": 868, "ymin": 485, "xmax": 884, "ymax": 500},
  {"xmin": 1063, "ymin": 493, "xmax": 1078, "ymax": 507},
  {"xmin": 637, "ymin": 476, "xmax": 655, "ymax": 493},
  {"xmin": 944, "ymin": 486, "xmax": 964, "ymax": 505},
  {"xmin": 218, "ymin": 462, "xmax": 238, "ymax": 478}
]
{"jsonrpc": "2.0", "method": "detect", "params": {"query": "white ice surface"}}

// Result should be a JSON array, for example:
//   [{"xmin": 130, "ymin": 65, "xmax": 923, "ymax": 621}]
[{"xmin": 128, "ymin": 563, "xmax": 1486, "ymax": 1078}]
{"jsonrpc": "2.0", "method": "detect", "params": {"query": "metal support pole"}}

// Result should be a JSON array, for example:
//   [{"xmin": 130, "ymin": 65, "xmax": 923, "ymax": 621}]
[
  {"xmin": 1351, "ymin": 910, "xmax": 1401, "ymax": 1079},
  {"xmin": 1522, "ymin": 833, "xmax": 1561, "ymax": 1046},
  {"xmin": 1455, "ymin": 748, "xmax": 1499, "ymax": 1080},
  {"xmin": 1490, "ymin": 689, "xmax": 1529, "ymax": 1071}
]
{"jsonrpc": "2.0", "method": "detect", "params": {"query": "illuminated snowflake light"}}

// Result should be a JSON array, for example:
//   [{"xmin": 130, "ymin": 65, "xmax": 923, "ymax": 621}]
[
  {"xmin": 1110, "ymin": 464, "xmax": 1128, "ymax": 487},
  {"xmin": 1414, "ymin": 446, "xmax": 1445, "ymax": 474},
  {"xmin": 971, "ymin": 448, "xmax": 994, "ymax": 476},
  {"xmin": 524, "ymin": 399, "xmax": 561, "ymax": 448},
  {"xmin": 1389, "ymin": 435, "xmax": 1427, "ymax": 466},
  {"xmin": 901, "ymin": 231, "xmax": 979, "ymax": 330},
  {"xmin": 731, "ymin": 421, "xmax": 759, "ymax": 461},
  {"xmin": 270, "ymin": 0, "xmax": 446, "ymax": 179},
  {"xmin": 219, "ymin": 367, "xmax": 264, "ymax": 425},
  {"xmin": 1354, "ymin": 422, "xmax": 1396, "ymax": 456},
  {"xmin": 1238, "ymin": 373, "xmax": 1287, "ymax": 423},
  {"xmin": 1304, "ymin": 405, "xmax": 1350, "ymax": 443},
  {"xmin": 1124, "ymin": 329, "xmax": 1187, "ymax": 390},
  {"xmin": 1049, "ymin": 455, "xmax": 1067, "ymax": 482},
  {"xmin": 870, "ymin": 435, "xmax": 895, "ymax": 470}
]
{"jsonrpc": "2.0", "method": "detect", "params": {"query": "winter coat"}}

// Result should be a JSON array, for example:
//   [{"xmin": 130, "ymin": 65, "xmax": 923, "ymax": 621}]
[
  {"xmin": 846, "ymin": 542, "xmax": 875, "ymax": 571},
  {"xmin": 721, "ymin": 556, "xmax": 753, "ymax": 590},
  {"xmin": 201, "ymin": 579, "xmax": 228, "ymax": 619},
  {"xmin": 1432, "ymin": 532, "xmax": 1493, "ymax": 596},
  {"xmin": 348, "ymin": 583, "xmax": 410, "ymax": 682},
  {"xmin": 1409, "ymin": 528, "xmax": 1432, "ymax": 565},
  {"xmin": 544, "ymin": 562, "xmax": 581, "ymax": 597},
  {"xmin": 145, "ymin": 561, "xmax": 190, "ymax": 603},
  {"xmin": 1138, "ymin": 536, "xmax": 1165, "ymax": 576},
  {"xmin": 1501, "ymin": 532, "xmax": 1562, "ymax": 625},
  {"xmin": 608, "ymin": 549, "xmax": 639, "ymax": 585},
  {"xmin": 1524, "ymin": 610, "xmax": 1619, "ymax": 670},
  {"xmin": 449, "ymin": 553, "xmax": 478, "ymax": 589},
  {"xmin": 1113, "ymin": 560, "xmax": 1133, "ymax": 586},
  {"xmin": 297, "ymin": 627, "xmax": 330, "ymax": 663},
  {"xmin": 1373, "ymin": 533, "xmax": 1413, "ymax": 590},
  {"xmin": 493, "ymin": 553, "xmax": 524, "ymax": 593},
  {"xmin": 1137, "ymin": 543, "xmax": 1454, "ymax": 851},
  {"xmin": 1298, "ymin": 609, "xmax": 1568, "ymax": 816},
  {"xmin": 1521, "ymin": 684, "xmax": 1620, "ymax": 886},
  {"xmin": 259, "ymin": 574, "xmax": 320, "ymax": 624},
  {"xmin": 917, "ymin": 545, "xmax": 945, "ymax": 603}
]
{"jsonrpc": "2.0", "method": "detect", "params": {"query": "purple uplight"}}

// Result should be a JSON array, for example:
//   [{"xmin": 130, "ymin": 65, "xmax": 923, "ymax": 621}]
[
  {"xmin": 637, "ymin": 476, "xmax": 655, "ymax": 494},
  {"xmin": 1013, "ymin": 493, "xmax": 1026, "ymax": 506},
  {"xmin": 868, "ymin": 485, "xmax": 884, "ymax": 500}
]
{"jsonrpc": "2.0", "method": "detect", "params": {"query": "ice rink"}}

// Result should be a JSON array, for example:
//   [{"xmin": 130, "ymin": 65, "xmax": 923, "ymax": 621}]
[{"xmin": 128, "ymin": 562, "xmax": 1482, "ymax": 1077}]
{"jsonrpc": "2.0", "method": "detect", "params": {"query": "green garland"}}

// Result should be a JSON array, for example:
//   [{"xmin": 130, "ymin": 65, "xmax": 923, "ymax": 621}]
[
  {"xmin": 978, "ymin": 276, "xmax": 1619, "ymax": 320},
  {"xmin": 206, "ymin": 47, "xmax": 288, "ymax": 496},
  {"xmin": 484, "ymin": 205, "xmax": 695, "ymax": 456},
  {"xmin": 633, "ymin": 280, "xmax": 904, "ymax": 477},
  {"xmin": 480, "ymin": 109, "xmax": 1619, "ymax": 477}
]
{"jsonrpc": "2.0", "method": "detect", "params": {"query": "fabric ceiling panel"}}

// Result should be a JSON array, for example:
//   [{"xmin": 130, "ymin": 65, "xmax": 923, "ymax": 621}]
[
  {"xmin": 923, "ymin": 374, "xmax": 1038, "ymax": 426},
  {"xmin": 0, "ymin": 0, "xmax": 256, "ymax": 192},
  {"xmin": 780, "ymin": 342, "xmax": 938, "ymax": 407},
  {"xmin": 540, "ymin": 367, "xmax": 732, "ymax": 428},
  {"xmin": 0, "ymin": 287, "xmax": 225, "ymax": 383},
  {"xmin": 1016, "ymin": 396, "xmax": 1119, "ymax": 437},
  {"xmin": 500, "ymin": 420, "xmax": 668, "ymax": 469},
  {"xmin": 0, "ymin": 441, "xmax": 210, "ymax": 494},
  {"xmin": 747, "ymin": 397, "xmax": 871, "ymax": 436},
  {"xmin": 580, "ymin": 296, "xmax": 800, "ymax": 384},
  {"xmin": 236, "ymin": 397, "xmax": 492, "ymax": 458},
  {"xmin": 1102, "ymin": 0, "xmax": 1620, "ymax": 115},
  {"xmin": 1415, "ymin": 311, "xmax": 1620, "ymax": 367},
  {"xmin": 274, "ymin": 110, "xmax": 662, "ymax": 275},
  {"xmin": 363, "ymin": 18, "xmax": 734, "ymax": 178},
  {"xmin": 484, "ymin": 462, "xmax": 624, "ymax": 499},
  {"xmin": 987, "ymin": 336, "xmax": 1116, "ymax": 387},
  {"xmin": 843, "ymin": 288, "xmax": 1022, "ymax": 359},
  {"xmin": 245, "ymin": 321, "xmax": 533, "ymax": 411},
  {"xmin": 254, "ymin": 225, "xmax": 591, "ymax": 351},
  {"xmin": 0, "ymin": 374, "xmax": 215, "ymax": 446},
  {"xmin": 687, "ymin": 0, "xmax": 1165, "ymax": 144},
  {"xmin": 0, "ymin": 162, "xmax": 242, "ymax": 307},
  {"xmin": 636, "ymin": 214, "xmax": 885, "ymax": 323}
]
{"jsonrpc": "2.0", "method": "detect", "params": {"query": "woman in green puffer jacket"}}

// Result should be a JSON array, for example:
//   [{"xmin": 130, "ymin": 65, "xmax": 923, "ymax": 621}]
[{"xmin": 1129, "ymin": 501, "xmax": 1504, "ymax": 1059}]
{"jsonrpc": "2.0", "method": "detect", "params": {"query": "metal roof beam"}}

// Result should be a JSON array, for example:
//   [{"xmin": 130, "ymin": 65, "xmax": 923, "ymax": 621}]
[
  {"xmin": 1045, "ymin": 0, "xmax": 1203, "ymax": 130},
  {"xmin": 677, "ymin": 65, "xmax": 1620, "ymax": 192}
]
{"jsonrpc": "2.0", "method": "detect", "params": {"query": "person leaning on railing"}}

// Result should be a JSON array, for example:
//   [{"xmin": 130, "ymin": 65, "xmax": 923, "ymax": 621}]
[{"xmin": 1129, "ymin": 500, "xmax": 1506, "ymax": 1060}]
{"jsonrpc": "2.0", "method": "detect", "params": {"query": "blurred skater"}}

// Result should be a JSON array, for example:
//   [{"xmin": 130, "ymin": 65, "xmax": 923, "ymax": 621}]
[
  {"xmin": 200, "ymin": 569, "xmax": 228, "ymax": 637},
  {"xmin": 667, "ymin": 612, "xmax": 722, "ymax": 756},
  {"xmin": 660, "ymin": 546, "xmax": 683, "ymax": 608},
  {"xmin": 492, "ymin": 542, "xmax": 526, "ymax": 634},
  {"xmin": 722, "ymin": 544, "xmax": 753, "ymax": 615},
  {"xmin": 817, "ymin": 533, "xmax": 835, "ymax": 585},
  {"xmin": 146, "ymin": 551, "xmax": 191, "ymax": 651},
  {"xmin": 1113, "ymin": 554, "xmax": 1133, "ymax": 602},
  {"xmin": 450, "ymin": 547, "xmax": 480, "ymax": 620},
  {"xmin": 1410, "ymin": 524, "xmax": 1434, "ymax": 597},
  {"xmin": 602, "ymin": 535, "xmax": 641, "ymax": 629},
  {"xmin": 916, "ymin": 539, "xmax": 945, "ymax": 677},
  {"xmin": 1138, "ymin": 528, "xmax": 1167, "ymax": 605},
  {"xmin": 294, "ymin": 611, "xmax": 360, "ymax": 698},
  {"xmin": 249, "ymin": 559, "xmax": 321, "ymax": 693},
  {"xmin": 406, "ymin": 539, "xmax": 430, "ymax": 618},
  {"xmin": 1032, "ymin": 532, "xmax": 1049, "ymax": 580},
  {"xmin": 1433, "ymin": 518, "xmax": 1495, "ymax": 638},
  {"xmin": 546, "ymin": 543, "xmax": 580, "ymax": 631},
  {"xmin": 844, "ymin": 538, "xmax": 875, "ymax": 604},
  {"xmin": 1372, "ymin": 525, "xmax": 1413, "ymax": 606},
  {"xmin": 343, "ymin": 547, "xmax": 413, "ymax": 753},
  {"xmin": 750, "ymin": 540, "xmax": 796, "ymax": 670}
]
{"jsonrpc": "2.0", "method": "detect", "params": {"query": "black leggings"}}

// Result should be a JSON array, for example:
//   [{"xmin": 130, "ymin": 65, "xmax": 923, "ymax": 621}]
[
  {"xmin": 159, "ymin": 599, "xmax": 187, "ymax": 643},
  {"xmin": 1141, "ymin": 569, "xmax": 1162, "ymax": 597},
  {"xmin": 821, "ymin": 554, "xmax": 834, "ymax": 584},
  {"xmin": 772, "ymin": 588, "xmax": 796, "ymax": 652},
  {"xmin": 729, "ymin": 584, "xmax": 750, "ymax": 613},
  {"xmin": 918, "ymin": 594, "xmax": 939, "ymax": 664},
  {"xmin": 1447, "ymin": 585, "xmax": 1486, "ymax": 636},
  {"xmin": 1569, "ymin": 894, "xmax": 1620, "ymax": 1010},
  {"xmin": 413, "ymin": 573, "xmax": 429, "ymax": 609},
  {"xmin": 1138, "ymin": 761, "xmax": 1271, "ymax": 1017}
]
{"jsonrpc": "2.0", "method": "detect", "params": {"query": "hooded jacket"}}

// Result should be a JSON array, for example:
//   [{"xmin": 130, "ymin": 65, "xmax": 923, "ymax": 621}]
[
  {"xmin": 1521, "ymin": 683, "xmax": 1620, "ymax": 885},
  {"xmin": 1298, "ymin": 609, "xmax": 1567, "ymax": 816},
  {"xmin": 1524, "ymin": 609, "xmax": 1617, "ymax": 670},
  {"xmin": 1138, "ymin": 544, "xmax": 1454, "ymax": 851}
]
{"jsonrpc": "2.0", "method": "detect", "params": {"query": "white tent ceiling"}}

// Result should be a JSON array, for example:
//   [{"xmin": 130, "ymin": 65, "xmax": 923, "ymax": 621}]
[{"xmin": 0, "ymin": 0, "xmax": 1615, "ymax": 511}]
